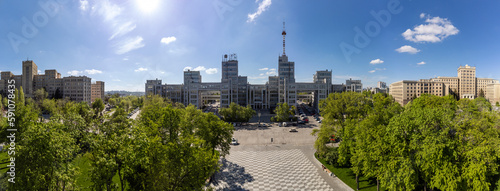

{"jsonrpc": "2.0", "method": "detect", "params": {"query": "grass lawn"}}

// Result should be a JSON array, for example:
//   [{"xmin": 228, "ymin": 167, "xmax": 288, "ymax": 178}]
[{"xmin": 315, "ymin": 154, "xmax": 378, "ymax": 191}]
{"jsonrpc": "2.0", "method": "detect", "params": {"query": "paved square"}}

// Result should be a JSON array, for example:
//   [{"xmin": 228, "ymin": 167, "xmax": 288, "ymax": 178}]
[{"xmin": 211, "ymin": 149, "xmax": 334, "ymax": 191}]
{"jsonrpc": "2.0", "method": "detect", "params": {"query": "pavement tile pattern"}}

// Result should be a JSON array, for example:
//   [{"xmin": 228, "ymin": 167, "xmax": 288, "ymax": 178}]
[{"xmin": 211, "ymin": 149, "xmax": 334, "ymax": 191}]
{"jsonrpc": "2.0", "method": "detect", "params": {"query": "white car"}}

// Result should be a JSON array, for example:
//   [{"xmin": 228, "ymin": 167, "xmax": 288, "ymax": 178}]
[{"xmin": 231, "ymin": 138, "xmax": 239, "ymax": 145}]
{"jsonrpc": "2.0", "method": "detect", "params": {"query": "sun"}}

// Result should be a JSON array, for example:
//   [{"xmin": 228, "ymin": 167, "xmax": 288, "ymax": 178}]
[{"xmin": 136, "ymin": 0, "xmax": 160, "ymax": 13}]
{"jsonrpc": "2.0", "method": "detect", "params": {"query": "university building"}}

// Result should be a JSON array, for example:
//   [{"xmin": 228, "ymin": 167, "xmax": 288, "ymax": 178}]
[
  {"xmin": 146, "ymin": 24, "xmax": 360, "ymax": 111},
  {"xmin": 389, "ymin": 65, "xmax": 500, "ymax": 106},
  {"xmin": 0, "ymin": 60, "xmax": 105, "ymax": 104}
]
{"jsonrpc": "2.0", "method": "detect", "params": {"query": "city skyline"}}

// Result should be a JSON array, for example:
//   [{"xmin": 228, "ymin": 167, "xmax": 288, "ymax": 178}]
[{"xmin": 1, "ymin": 0, "xmax": 500, "ymax": 91}]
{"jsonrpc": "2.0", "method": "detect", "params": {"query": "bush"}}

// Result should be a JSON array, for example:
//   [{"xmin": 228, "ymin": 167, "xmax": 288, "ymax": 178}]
[{"xmin": 324, "ymin": 147, "xmax": 340, "ymax": 167}]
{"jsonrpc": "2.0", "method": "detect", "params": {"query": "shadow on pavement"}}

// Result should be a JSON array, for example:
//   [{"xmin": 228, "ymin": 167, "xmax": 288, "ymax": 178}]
[{"xmin": 210, "ymin": 158, "xmax": 254, "ymax": 191}]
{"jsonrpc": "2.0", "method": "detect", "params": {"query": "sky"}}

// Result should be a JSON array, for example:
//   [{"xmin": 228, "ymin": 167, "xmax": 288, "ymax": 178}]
[{"xmin": 1, "ymin": 0, "xmax": 499, "ymax": 91}]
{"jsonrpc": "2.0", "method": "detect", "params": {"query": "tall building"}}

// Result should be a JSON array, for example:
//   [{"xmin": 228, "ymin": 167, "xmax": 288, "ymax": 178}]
[
  {"xmin": 486, "ymin": 83, "xmax": 500, "ymax": 105},
  {"xmin": 389, "ymin": 65, "xmax": 500, "ymax": 106},
  {"xmin": 377, "ymin": 81, "xmax": 386, "ymax": 89},
  {"xmin": 458, "ymin": 65, "xmax": 476, "ymax": 99},
  {"xmin": 145, "ymin": 23, "xmax": 350, "ymax": 112},
  {"xmin": 91, "ymin": 81, "xmax": 105, "ymax": 102},
  {"xmin": 346, "ymin": 78, "xmax": 362, "ymax": 92},
  {"xmin": 63, "ymin": 76, "xmax": 92, "ymax": 104},
  {"xmin": 0, "ymin": 60, "xmax": 104, "ymax": 104},
  {"xmin": 22, "ymin": 60, "xmax": 38, "ymax": 98}
]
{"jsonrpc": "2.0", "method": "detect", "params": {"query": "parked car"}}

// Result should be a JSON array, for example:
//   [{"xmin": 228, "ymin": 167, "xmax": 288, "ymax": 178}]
[
  {"xmin": 289, "ymin": 128, "xmax": 298, "ymax": 132},
  {"xmin": 304, "ymin": 118, "xmax": 309, "ymax": 123},
  {"xmin": 231, "ymin": 138, "xmax": 239, "ymax": 145},
  {"xmin": 283, "ymin": 122, "xmax": 288, "ymax": 127},
  {"xmin": 298, "ymin": 120, "xmax": 305, "ymax": 124}
]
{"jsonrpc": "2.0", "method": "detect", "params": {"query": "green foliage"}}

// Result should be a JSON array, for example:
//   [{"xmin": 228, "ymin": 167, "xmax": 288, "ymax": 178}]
[
  {"xmin": 92, "ymin": 98, "xmax": 105, "ymax": 117},
  {"xmin": 317, "ymin": 93, "xmax": 500, "ymax": 191},
  {"xmin": 272, "ymin": 102, "xmax": 293, "ymax": 122},
  {"xmin": 219, "ymin": 102, "xmax": 256, "ymax": 122},
  {"xmin": 34, "ymin": 88, "xmax": 48, "ymax": 102},
  {"xmin": 13, "ymin": 122, "xmax": 79, "ymax": 190},
  {"xmin": 123, "ymin": 100, "xmax": 233, "ymax": 190}
]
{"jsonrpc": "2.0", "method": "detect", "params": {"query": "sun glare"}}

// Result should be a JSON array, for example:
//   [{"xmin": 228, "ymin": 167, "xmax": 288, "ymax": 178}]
[{"xmin": 136, "ymin": 0, "xmax": 160, "ymax": 13}]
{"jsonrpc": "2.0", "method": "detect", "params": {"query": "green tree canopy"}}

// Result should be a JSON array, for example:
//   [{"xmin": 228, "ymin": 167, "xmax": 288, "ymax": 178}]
[
  {"xmin": 219, "ymin": 102, "xmax": 255, "ymax": 122},
  {"xmin": 272, "ymin": 102, "xmax": 294, "ymax": 122}
]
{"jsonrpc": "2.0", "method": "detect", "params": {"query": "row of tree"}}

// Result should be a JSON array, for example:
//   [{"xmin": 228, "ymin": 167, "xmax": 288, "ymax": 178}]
[
  {"xmin": 0, "ymin": 90, "xmax": 234, "ymax": 190},
  {"xmin": 314, "ymin": 91, "xmax": 500, "ymax": 191},
  {"xmin": 219, "ymin": 102, "xmax": 255, "ymax": 122}
]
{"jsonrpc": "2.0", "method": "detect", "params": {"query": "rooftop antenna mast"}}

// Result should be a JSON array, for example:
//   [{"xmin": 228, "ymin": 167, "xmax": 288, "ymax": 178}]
[{"xmin": 282, "ymin": 20, "xmax": 286, "ymax": 56}]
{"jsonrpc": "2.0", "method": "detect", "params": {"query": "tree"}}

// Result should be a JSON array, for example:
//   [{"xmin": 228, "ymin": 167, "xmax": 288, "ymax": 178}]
[
  {"xmin": 12, "ymin": 121, "xmax": 79, "ymax": 190},
  {"xmin": 92, "ymin": 98, "xmax": 105, "ymax": 117},
  {"xmin": 219, "ymin": 102, "xmax": 255, "ymax": 122},
  {"xmin": 108, "ymin": 97, "xmax": 117, "ymax": 106},
  {"xmin": 54, "ymin": 88, "xmax": 63, "ymax": 99},
  {"xmin": 123, "ymin": 100, "xmax": 232, "ymax": 190},
  {"xmin": 479, "ymin": 88, "xmax": 485, "ymax": 97},
  {"xmin": 351, "ymin": 93, "xmax": 402, "ymax": 191},
  {"xmin": 34, "ymin": 88, "xmax": 48, "ymax": 103},
  {"xmin": 90, "ymin": 107, "xmax": 130, "ymax": 191},
  {"xmin": 272, "ymin": 103, "xmax": 293, "ymax": 122}
]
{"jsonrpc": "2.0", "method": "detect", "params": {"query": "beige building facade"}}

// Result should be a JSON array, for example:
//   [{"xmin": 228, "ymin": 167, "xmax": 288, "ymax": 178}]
[
  {"xmin": 390, "ymin": 65, "xmax": 499, "ymax": 106},
  {"xmin": 91, "ymin": 81, "xmax": 105, "ymax": 103},
  {"xmin": 0, "ymin": 60, "xmax": 104, "ymax": 104}
]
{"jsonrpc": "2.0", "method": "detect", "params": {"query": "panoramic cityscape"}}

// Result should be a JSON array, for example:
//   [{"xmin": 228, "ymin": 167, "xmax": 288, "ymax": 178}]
[{"xmin": 1, "ymin": 0, "xmax": 500, "ymax": 190}]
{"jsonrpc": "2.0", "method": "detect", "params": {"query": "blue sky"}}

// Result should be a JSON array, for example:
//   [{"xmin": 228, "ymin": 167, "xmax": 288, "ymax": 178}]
[{"xmin": 1, "ymin": 0, "xmax": 499, "ymax": 91}]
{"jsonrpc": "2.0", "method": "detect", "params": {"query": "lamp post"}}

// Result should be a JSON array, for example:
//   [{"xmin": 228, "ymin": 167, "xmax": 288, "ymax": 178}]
[{"xmin": 258, "ymin": 110, "xmax": 261, "ymax": 125}]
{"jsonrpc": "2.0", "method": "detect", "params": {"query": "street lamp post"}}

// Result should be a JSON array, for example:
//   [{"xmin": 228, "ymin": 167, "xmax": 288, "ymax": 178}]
[{"xmin": 258, "ymin": 110, "xmax": 261, "ymax": 125}]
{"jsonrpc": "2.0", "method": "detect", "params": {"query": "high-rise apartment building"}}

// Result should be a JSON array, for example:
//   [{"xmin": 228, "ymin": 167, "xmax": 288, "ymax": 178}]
[{"xmin": 91, "ymin": 81, "xmax": 105, "ymax": 102}]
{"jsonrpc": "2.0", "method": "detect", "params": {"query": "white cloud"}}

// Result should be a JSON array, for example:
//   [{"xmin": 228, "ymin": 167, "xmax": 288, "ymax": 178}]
[
  {"xmin": 97, "ymin": 0, "xmax": 122, "ymax": 21},
  {"xmin": 402, "ymin": 13, "xmax": 459, "ymax": 43},
  {"xmin": 417, "ymin": 61, "xmax": 426, "ymax": 65},
  {"xmin": 115, "ymin": 36, "xmax": 145, "ymax": 55},
  {"xmin": 206, "ymin": 68, "xmax": 218, "ymax": 74},
  {"xmin": 79, "ymin": 0, "xmax": 89, "ymax": 11},
  {"xmin": 259, "ymin": 68, "xmax": 269, "ymax": 71},
  {"xmin": 161, "ymin": 36, "xmax": 177, "ymax": 45},
  {"xmin": 248, "ymin": 76, "xmax": 268, "ymax": 80},
  {"xmin": 247, "ymin": 0, "xmax": 272, "ymax": 23},
  {"xmin": 134, "ymin": 67, "xmax": 148, "ymax": 72},
  {"xmin": 68, "ymin": 70, "xmax": 82, "ymax": 76},
  {"xmin": 109, "ymin": 21, "xmax": 136, "ymax": 40},
  {"xmin": 370, "ymin": 59, "xmax": 384, "ymax": 65},
  {"xmin": 396, "ymin": 45, "xmax": 420, "ymax": 54},
  {"xmin": 37, "ymin": 70, "xmax": 42, "ymax": 74},
  {"xmin": 183, "ymin": 67, "xmax": 193, "ymax": 71},
  {"xmin": 369, "ymin": 68, "xmax": 386, "ymax": 73},
  {"xmin": 85, "ymin": 69, "xmax": 103, "ymax": 74},
  {"xmin": 266, "ymin": 68, "xmax": 277, "ymax": 75},
  {"xmin": 193, "ymin": 66, "xmax": 207, "ymax": 71},
  {"xmin": 420, "ymin": 13, "xmax": 426, "ymax": 19},
  {"xmin": 112, "ymin": 79, "xmax": 121, "ymax": 82}
]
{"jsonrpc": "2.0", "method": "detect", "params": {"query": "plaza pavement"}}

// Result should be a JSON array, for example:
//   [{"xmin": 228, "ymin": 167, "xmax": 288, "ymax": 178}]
[{"xmin": 210, "ymin": 109, "xmax": 353, "ymax": 191}]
